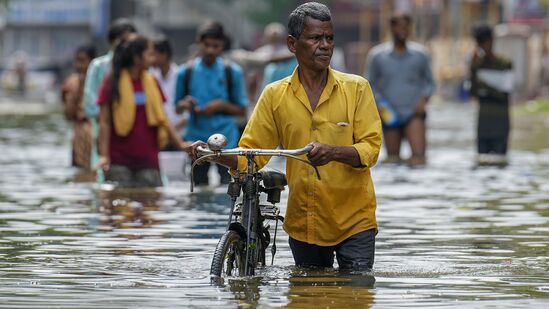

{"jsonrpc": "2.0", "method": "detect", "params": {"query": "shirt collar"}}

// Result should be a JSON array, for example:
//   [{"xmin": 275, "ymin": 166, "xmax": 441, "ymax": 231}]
[
  {"xmin": 289, "ymin": 66, "xmax": 338, "ymax": 113},
  {"xmin": 289, "ymin": 66, "xmax": 337, "ymax": 92},
  {"xmin": 196, "ymin": 56, "xmax": 223, "ymax": 69}
]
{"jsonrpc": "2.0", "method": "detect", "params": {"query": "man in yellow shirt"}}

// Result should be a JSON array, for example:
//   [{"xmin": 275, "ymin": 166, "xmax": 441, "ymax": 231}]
[{"xmin": 192, "ymin": 2, "xmax": 382, "ymax": 271}]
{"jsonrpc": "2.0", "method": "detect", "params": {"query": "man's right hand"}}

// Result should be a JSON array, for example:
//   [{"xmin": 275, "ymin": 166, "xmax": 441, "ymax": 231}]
[
  {"xmin": 175, "ymin": 96, "xmax": 198, "ymax": 114},
  {"xmin": 189, "ymin": 140, "xmax": 208, "ymax": 161}
]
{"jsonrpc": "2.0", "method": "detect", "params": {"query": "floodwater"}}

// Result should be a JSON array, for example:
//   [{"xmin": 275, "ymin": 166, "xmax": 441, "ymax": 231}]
[{"xmin": 0, "ymin": 102, "xmax": 547, "ymax": 308}]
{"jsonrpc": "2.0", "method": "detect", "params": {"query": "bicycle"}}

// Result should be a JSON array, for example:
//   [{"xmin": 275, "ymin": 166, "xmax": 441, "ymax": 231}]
[{"xmin": 191, "ymin": 134, "xmax": 320, "ymax": 281}]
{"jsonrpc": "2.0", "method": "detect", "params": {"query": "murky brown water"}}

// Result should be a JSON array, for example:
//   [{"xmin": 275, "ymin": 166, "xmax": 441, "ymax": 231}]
[{"xmin": 0, "ymin": 102, "xmax": 547, "ymax": 308}]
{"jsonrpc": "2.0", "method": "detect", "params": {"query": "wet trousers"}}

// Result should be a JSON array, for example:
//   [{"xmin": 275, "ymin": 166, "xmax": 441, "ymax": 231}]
[{"xmin": 289, "ymin": 229, "xmax": 376, "ymax": 271}]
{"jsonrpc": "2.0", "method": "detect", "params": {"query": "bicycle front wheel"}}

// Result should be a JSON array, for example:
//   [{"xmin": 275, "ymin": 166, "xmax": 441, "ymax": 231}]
[{"xmin": 210, "ymin": 230, "xmax": 246, "ymax": 279}]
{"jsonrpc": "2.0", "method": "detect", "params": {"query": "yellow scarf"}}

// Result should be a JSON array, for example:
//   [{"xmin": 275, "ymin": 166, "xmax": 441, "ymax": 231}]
[{"xmin": 112, "ymin": 69, "xmax": 168, "ymax": 149}]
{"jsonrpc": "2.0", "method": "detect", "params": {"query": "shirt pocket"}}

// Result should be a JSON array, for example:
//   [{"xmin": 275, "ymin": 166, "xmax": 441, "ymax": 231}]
[{"xmin": 317, "ymin": 121, "xmax": 353, "ymax": 146}]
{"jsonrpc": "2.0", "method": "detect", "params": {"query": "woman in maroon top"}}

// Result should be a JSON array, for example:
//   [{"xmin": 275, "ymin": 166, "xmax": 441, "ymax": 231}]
[{"xmin": 96, "ymin": 35, "xmax": 192, "ymax": 187}]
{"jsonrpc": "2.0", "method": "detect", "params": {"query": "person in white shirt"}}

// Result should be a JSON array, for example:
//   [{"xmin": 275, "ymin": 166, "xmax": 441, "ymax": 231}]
[
  {"xmin": 151, "ymin": 37, "xmax": 190, "ymax": 180},
  {"xmin": 150, "ymin": 38, "xmax": 188, "ymax": 144}
]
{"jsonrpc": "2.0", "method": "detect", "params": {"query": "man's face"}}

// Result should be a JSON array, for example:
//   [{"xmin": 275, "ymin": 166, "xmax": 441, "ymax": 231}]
[
  {"xmin": 288, "ymin": 17, "xmax": 334, "ymax": 72},
  {"xmin": 74, "ymin": 51, "xmax": 91, "ymax": 75},
  {"xmin": 391, "ymin": 19, "xmax": 410, "ymax": 43},
  {"xmin": 153, "ymin": 50, "xmax": 169, "ymax": 68},
  {"xmin": 199, "ymin": 37, "xmax": 224, "ymax": 65}
]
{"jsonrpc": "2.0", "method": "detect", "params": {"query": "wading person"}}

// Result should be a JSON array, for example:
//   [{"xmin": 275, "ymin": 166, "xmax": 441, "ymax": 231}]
[
  {"xmin": 61, "ymin": 45, "xmax": 96, "ymax": 170},
  {"xmin": 174, "ymin": 21, "xmax": 248, "ymax": 186},
  {"xmin": 96, "ymin": 35, "xmax": 192, "ymax": 187},
  {"xmin": 366, "ymin": 13, "xmax": 435, "ymax": 166},
  {"xmin": 84, "ymin": 19, "xmax": 137, "ymax": 174},
  {"xmin": 150, "ymin": 37, "xmax": 187, "ymax": 143},
  {"xmin": 192, "ymin": 2, "xmax": 382, "ymax": 271},
  {"xmin": 469, "ymin": 25, "xmax": 513, "ymax": 166}
]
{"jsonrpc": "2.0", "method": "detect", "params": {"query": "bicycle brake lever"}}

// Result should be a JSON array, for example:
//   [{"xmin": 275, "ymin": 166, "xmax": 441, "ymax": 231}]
[{"xmin": 190, "ymin": 154, "xmax": 219, "ymax": 192}]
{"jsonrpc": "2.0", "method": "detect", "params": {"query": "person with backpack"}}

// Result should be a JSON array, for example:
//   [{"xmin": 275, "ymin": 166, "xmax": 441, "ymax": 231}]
[{"xmin": 174, "ymin": 21, "xmax": 248, "ymax": 186}]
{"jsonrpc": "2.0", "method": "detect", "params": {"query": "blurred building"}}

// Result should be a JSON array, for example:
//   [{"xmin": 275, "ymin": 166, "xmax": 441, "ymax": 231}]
[
  {"xmin": 0, "ymin": 0, "xmax": 262, "ymax": 71},
  {"xmin": 341, "ymin": 0, "xmax": 548, "ymax": 100},
  {"xmin": 1, "ymin": 0, "xmax": 547, "ymax": 100},
  {"xmin": 0, "ymin": 0, "xmax": 109, "ymax": 71}
]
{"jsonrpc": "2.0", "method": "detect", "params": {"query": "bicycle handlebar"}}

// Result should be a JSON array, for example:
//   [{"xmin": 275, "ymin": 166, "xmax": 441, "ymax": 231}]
[
  {"xmin": 190, "ymin": 143, "xmax": 320, "ymax": 192},
  {"xmin": 196, "ymin": 145, "xmax": 313, "ymax": 157}
]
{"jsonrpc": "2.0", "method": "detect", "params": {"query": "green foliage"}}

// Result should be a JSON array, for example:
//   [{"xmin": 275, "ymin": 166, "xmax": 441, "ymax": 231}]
[{"xmin": 519, "ymin": 99, "xmax": 549, "ymax": 114}]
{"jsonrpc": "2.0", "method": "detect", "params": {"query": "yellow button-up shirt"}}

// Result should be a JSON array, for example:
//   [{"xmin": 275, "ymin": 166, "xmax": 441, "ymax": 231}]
[{"xmin": 236, "ymin": 67, "xmax": 382, "ymax": 246}]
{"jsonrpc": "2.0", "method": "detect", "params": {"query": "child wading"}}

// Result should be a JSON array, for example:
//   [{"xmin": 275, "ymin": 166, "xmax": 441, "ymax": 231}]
[{"xmin": 96, "ymin": 35, "xmax": 192, "ymax": 187}]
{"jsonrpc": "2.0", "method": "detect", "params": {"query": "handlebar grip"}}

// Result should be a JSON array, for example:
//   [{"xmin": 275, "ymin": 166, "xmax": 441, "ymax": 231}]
[{"xmin": 196, "ymin": 145, "xmax": 213, "ymax": 156}]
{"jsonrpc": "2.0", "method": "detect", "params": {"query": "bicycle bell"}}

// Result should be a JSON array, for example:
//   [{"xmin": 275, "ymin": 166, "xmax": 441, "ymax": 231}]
[{"xmin": 207, "ymin": 134, "xmax": 228, "ymax": 151}]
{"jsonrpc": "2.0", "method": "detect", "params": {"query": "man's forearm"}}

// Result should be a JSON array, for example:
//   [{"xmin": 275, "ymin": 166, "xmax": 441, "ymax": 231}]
[
  {"xmin": 210, "ymin": 155, "xmax": 239, "ymax": 170},
  {"xmin": 98, "ymin": 106, "xmax": 110, "ymax": 157},
  {"xmin": 221, "ymin": 102, "xmax": 246, "ymax": 116},
  {"xmin": 98, "ymin": 123, "xmax": 109, "ymax": 157},
  {"xmin": 332, "ymin": 146, "xmax": 363, "ymax": 168}
]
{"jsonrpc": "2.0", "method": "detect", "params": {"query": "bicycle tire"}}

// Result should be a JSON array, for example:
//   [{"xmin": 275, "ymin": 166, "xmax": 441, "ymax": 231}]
[{"xmin": 210, "ymin": 230, "xmax": 246, "ymax": 278}]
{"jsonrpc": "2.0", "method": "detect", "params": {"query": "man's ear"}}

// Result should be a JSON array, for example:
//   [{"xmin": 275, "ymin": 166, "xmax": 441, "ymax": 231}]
[{"xmin": 287, "ymin": 35, "xmax": 297, "ymax": 54}]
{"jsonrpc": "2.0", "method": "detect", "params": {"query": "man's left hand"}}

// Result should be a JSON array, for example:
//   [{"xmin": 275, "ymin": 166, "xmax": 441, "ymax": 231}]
[
  {"xmin": 197, "ymin": 100, "xmax": 226, "ymax": 116},
  {"xmin": 307, "ymin": 142, "xmax": 334, "ymax": 166}
]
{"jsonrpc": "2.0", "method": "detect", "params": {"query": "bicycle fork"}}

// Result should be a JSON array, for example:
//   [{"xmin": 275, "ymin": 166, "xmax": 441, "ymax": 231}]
[{"xmin": 243, "ymin": 157, "xmax": 258, "ymax": 276}]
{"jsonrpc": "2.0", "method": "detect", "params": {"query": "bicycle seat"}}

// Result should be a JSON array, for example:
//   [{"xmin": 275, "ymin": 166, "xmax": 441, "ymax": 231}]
[{"xmin": 259, "ymin": 169, "xmax": 287, "ymax": 190}]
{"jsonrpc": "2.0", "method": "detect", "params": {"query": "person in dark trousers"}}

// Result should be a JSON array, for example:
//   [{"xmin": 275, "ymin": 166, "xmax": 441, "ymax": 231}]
[
  {"xmin": 174, "ymin": 21, "xmax": 248, "ymax": 186},
  {"xmin": 470, "ymin": 25, "xmax": 513, "ymax": 166},
  {"xmin": 366, "ymin": 13, "xmax": 435, "ymax": 166},
  {"xmin": 190, "ymin": 2, "xmax": 382, "ymax": 272}
]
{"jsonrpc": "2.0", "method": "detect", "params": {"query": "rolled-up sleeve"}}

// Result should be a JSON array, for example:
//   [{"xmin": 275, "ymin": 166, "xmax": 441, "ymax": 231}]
[
  {"xmin": 352, "ymin": 81, "xmax": 382, "ymax": 169},
  {"xmin": 230, "ymin": 86, "xmax": 280, "ymax": 174}
]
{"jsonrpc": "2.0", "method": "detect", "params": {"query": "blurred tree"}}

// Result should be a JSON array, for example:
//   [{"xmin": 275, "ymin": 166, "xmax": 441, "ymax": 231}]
[{"xmin": 245, "ymin": 0, "xmax": 294, "ymax": 27}]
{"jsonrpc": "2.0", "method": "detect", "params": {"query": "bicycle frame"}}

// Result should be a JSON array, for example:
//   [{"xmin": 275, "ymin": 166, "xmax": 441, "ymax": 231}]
[{"xmin": 192, "ymin": 134, "xmax": 321, "ymax": 277}]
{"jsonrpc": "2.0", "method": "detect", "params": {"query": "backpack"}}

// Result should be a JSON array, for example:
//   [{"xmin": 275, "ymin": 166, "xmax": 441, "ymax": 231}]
[{"xmin": 181, "ymin": 58, "xmax": 234, "ymax": 105}]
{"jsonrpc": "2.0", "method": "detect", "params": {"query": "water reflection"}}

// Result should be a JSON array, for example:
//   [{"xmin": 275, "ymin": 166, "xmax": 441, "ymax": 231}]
[
  {"xmin": 283, "ymin": 271, "xmax": 375, "ymax": 309},
  {"xmin": 221, "ymin": 269, "xmax": 376, "ymax": 308},
  {"xmin": 96, "ymin": 188, "xmax": 163, "ymax": 231},
  {"xmin": 0, "ymin": 103, "xmax": 548, "ymax": 308}
]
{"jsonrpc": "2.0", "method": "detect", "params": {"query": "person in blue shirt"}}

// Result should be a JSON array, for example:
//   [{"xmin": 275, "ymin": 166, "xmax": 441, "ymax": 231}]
[{"xmin": 174, "ymin": 21, "xmax": 248, "ymax": 186}]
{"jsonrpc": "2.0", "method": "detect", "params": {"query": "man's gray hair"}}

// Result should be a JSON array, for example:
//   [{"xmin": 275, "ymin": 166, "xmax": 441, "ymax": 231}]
[{"xmin": 288, "ymin": 2, "xmax": 331, "ymax": 39}]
